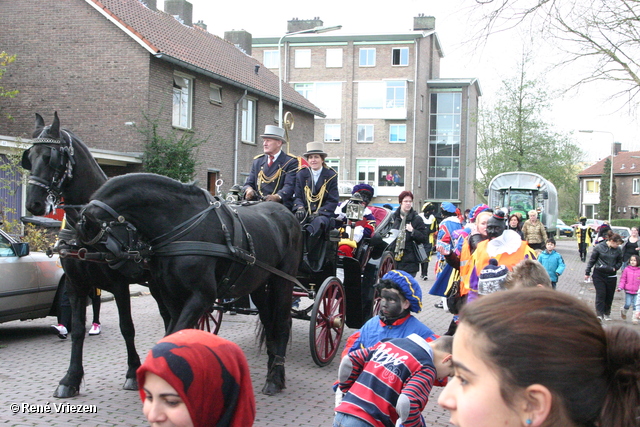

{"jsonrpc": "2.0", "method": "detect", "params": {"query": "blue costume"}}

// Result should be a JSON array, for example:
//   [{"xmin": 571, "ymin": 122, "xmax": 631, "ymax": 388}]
[
  {"xmin": 293, "ymin": 166, "xmax": 339, "ymax": 236},
  {"xmin": 243, "ymin": 151, "xmax": 298, "ymax": 209}
]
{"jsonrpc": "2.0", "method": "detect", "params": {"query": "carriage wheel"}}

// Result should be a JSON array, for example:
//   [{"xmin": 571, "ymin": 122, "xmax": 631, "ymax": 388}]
[
  {"xmin": 196, "ymin": 301, "xmax": 223, "ymax": 335},
  {"xmin": 309, "ymin": 277, "xmax": 345, "ymax": 367},
  {"xmin": 372, "ymin": 251, "xmax": 396, "ymax": 317}
]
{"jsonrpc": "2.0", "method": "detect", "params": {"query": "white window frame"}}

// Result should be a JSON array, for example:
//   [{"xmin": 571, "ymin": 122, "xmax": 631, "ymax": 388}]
[
  {"xmin": 585, "ymin": 179, "xmax": 600, "ymax": 194},
  {"xmin": 359, "ymin": 48, "xmax": 376, "ymax": 67},
  {"xmin": 356, "ymin": 158, "xmax": 406, "ymax": 188},
  {"xmin": 326, "ymin": 158, "xmax": 340, "ymax": 177},
  {"xmin": 633, "ymin": 178, "xmax": 640, "ymax": 194},
  {"xmin": 241, "ymin": 97, "xmax": 257, "ymax": 144},
  {"xmin": 357, "ymin": 124, "xmax": 374, "ymax": 143},
  {"xmin": 389, "ymin": 124, "xmax": 406, "ymax": 143},
  {"xmin": 326, "ymin": 48, "xmax": 343, "ymax": 68},
  {"xmin": 392, "ymin": 47, "xmax": 409, "ymax": 66},
  {"xmin": 209, "ymin": 84, "xmax": 222, "ymax": 105},
  {"xmin": 357, "ymin": 81, "xmax": 407, "ymax": 119},
  {"xmin": 294, "ymin": 82, "xmax": 342, "ymax": 118},
  {"xmin": 263, "ymin": 50, "xmax": 280, "ymax": 69},
  {"xmin": 324, "ymin": 124, "xmax": 341, "ymax": 143},
  {"xmin": 294, "ymin": 49, "xmax": 311, "ymax": 68},
  {"xmin": 172, "ymin": 72, "xmax": 193, "ymax": 129}
]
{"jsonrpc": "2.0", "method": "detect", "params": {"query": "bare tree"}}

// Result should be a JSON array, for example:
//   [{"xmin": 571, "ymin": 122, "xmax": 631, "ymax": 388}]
[{"xmin": 473, "ymin": 0, "xmax": 640, "ymax": 107}]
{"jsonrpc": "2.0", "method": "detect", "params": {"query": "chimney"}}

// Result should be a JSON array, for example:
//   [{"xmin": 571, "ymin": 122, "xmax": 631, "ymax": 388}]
[
  {"xmin": 614, "ymin": 142, "xmax": 622, "ymax": 155},
  {"xmin": 164, "ymin": 0, "xmax": 193, "ymax": 26},
  {"xmin": 194, "ymin": 20, "xmax": 207, "ymax": 31},
  {"xmin": 287, "ymin": 17, "xmax": 323, "ymax": 33},
  {"xmin": 140, "ymin": 0, "xmax": 157, "ymax": 11},
  {"xmin": 413, "ymin": 14, "xmax": 435, "ymax": 31},
  {"xmin": 224, "ymin": 30, "xmax": 252, "ymax": 55}
]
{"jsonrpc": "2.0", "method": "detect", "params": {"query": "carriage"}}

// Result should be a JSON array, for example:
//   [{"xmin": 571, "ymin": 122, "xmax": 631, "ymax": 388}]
[{"xmin": 197, "ymin": 197, "xmax": 397, "ymax": 367}]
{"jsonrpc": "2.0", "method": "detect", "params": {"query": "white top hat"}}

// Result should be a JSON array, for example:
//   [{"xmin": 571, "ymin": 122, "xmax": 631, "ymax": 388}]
[
  {"xmin": 260, "ymin": 125, "xmax": 286, "ymax": 142},
  {"xmin": 303, "ymin": 141, "xmax": 327, "ymax": 158}
]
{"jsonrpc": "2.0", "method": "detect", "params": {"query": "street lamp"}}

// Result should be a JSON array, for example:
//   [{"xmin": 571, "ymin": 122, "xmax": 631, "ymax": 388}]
[
  {"xmin": 579, "ymin": 129, "xmax": 615, "ymax": 222},
  {"xmin": 278, "ymin": 25, "xmax": 342, "ymax": 127}
]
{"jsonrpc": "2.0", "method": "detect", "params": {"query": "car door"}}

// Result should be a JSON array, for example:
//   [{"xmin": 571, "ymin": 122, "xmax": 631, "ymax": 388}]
[{"xmin": 0, "ymin": 232, "xmax": 43, "ymax": 322}]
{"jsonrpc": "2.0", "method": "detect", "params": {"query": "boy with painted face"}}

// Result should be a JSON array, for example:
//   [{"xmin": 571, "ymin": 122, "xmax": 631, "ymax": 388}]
[{"xmin": 341, "ymin": 270, "xmax": 438, "ymax": 355}]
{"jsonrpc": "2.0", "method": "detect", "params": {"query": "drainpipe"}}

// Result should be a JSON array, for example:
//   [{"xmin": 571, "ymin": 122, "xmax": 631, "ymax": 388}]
[
  {"xmin": 411, "ymin": 37, "xmax": 419, "ymax": 191},
  {"xmin": 234, "ymin": 90, "xmax": 248, "ymax": 184}
]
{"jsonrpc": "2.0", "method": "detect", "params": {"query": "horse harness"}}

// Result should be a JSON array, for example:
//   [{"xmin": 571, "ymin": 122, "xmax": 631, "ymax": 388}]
[
  {"xmin": 79, "ymin": 193, "xmax": 303, "ymax": 297},
  {"xmin": 21, "ymin": 130, "xmax": 76, "ymax": 204}
]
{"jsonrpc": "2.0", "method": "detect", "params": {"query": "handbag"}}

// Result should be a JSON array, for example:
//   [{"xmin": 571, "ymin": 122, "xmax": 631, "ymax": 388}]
[
  {"xmin": 445, "ymin": 279, "xmax": 464, "ymax": 315},
  {"xmin": 413, "ymin": 241, "xmax": 429, "ymax": 263}
]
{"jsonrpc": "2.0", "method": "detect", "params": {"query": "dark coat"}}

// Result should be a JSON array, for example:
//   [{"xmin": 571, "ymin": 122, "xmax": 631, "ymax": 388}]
[
  {"xmin": 389, "ymin": 208, "xmax": 428, "ymax": 273},
  {"xmin": 243, "ymin": 152, "xmax": 298, "ymax": 209},
  {"xmin": 293, "ymin": 166, "xmax": 339, "ymax": 217},
  {"xmin": 586, "ymin": 242, "xmax": 623, "ymax": 276}
]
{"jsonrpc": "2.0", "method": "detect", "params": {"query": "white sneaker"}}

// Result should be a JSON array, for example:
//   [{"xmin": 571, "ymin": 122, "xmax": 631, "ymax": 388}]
[
  {"xmin": 604, "ymin": 314, "xmax": 612, "ymax": 321},
  {"xmin": 89, "ymin": 323, "xmax": 101, "ymax": 335},
  {"xmin": 51, "ymin": 324, "xmax": 68, "ymax": 339}
]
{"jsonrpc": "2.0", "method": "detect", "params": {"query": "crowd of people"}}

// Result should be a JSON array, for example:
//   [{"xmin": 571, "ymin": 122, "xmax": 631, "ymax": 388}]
[{"xmin": 130, "ymin": 125, "xmax": 640, "ymax": 426}]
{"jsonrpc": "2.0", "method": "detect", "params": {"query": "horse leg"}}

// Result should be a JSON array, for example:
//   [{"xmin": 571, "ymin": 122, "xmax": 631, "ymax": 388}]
[
  {"xmin": 54, "ymin": 283, "xmax": 88, "ymax": 398},
  {"xmin": 111, "ymin": 285, "xmax": 141, "ymax": 390},
  {"xmin": 169, "ymin": 291, "xmax": 213, "ymax": 333},
  {"xmin": 253, "ymin": 278, "xmax": 293, "ymax": 396},
  {"xmin": 147, "ymin": 280, "xmax": 171, "ymax": 333}
]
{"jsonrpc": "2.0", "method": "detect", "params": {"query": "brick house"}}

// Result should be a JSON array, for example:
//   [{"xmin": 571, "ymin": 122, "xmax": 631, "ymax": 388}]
[
  {"xmin": 578, "ymin": 144, "xmax": 640, "ymax": 219},
  {"xmin": 0, "ymin": 0, "xmax": 322, "ymax": 220},
  {"xmin": 251, "ymin": 17, "xmax": 481, "ymax": 208}
]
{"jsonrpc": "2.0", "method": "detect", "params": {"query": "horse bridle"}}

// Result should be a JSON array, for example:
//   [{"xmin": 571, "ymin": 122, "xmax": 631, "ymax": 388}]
[{"xmin": 21, "ymin": 130, "xmax": 76, "ymax": 203}]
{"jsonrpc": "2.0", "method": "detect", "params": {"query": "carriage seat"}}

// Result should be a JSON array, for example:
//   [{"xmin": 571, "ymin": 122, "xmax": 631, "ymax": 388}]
[{"xmin": 368, "ymin": 206, "xmax": 390, "ymax": 237}]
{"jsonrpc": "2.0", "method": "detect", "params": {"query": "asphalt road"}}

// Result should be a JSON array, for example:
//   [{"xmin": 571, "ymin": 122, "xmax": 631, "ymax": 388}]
[{"xmin": 0, "ymin": 238, "xmax": 632, "ymax": 426}]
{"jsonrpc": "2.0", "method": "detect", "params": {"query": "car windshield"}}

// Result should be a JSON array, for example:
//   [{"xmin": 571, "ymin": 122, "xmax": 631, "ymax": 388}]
[{"xmin": 557, "ymin": 219, "xmax": 567, "ymax": 226}]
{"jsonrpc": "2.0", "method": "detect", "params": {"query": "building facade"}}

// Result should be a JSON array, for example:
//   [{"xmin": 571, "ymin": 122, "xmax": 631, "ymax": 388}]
[
  {"xmin": 578, "ymin": 145, "xmax": 640, "ymax": 219},
  {"xmin": 0, "ymin": 0, "xmax": 323, "ymax": 219},
  {"xmin": 252, "ymin": 17, "xmax": 481, "ymax": 208}
]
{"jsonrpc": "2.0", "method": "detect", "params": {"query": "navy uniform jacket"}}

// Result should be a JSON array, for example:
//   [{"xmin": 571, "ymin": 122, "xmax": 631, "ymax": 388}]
[
  {"xmin": 243, "ymin": 152, "xmax": 298, "ymax": 209},
  {"xmin": 293, "ymin": 166, "xmax": 339, "ymax": 217}
]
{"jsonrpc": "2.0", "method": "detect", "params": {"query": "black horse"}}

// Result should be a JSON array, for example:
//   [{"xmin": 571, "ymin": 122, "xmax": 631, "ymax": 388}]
[
  {"xmin": 77, "ymin": 173, "xmax": 303, "ymax": 395},
  {"xmin": 22, "ymin": 113, "xmax": 164, "ymax": 398}
]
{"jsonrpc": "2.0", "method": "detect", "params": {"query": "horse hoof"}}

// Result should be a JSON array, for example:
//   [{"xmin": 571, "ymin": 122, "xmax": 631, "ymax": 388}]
[
  {"xmin": 53, "ymin": 384, "xmax": 79, "ymax": 398},
  {"xmin": 261, "ymin": 382, "xmax": 282, "ymax": 396},
  {"xmin": 123, "ymin": 377, "xmax": 138, "ymax": 390}
]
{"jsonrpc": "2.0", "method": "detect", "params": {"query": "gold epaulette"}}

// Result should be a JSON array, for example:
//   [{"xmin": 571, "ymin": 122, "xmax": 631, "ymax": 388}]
[{"xmin": 254, "ymin": 153, "xmax": 266, "ymax": 160}]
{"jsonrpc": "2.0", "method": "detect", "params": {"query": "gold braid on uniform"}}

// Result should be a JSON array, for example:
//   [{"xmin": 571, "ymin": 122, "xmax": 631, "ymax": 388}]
[
  {"xmin": 303, "ymin": 173, "xmax": 336, "ymax": 215},
  {"xmin": 256, "ymin": 157, "xmax": 297, "ymax": 197}
]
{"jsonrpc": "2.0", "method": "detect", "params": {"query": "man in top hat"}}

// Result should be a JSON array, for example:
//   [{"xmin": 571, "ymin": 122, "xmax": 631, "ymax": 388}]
[{"xmin": 243, "ymin": 125, "xmax": 298, "ymax": 209}]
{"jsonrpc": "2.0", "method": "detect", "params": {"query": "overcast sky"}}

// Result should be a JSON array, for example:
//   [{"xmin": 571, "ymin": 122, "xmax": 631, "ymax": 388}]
[{"xmin": 161, "ymin": 0, "xmax": 640, "ymax": 162}]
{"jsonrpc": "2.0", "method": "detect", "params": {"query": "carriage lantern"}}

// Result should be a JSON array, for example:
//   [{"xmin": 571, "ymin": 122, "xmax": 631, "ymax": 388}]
[{"xmin": 345, "ymin": 193, "xmax": 365, "ymax": 222}]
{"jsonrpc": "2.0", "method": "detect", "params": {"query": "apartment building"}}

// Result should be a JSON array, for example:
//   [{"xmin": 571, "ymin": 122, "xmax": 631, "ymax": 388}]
[{"xmin": 252, "ymin": 16, "xmax": 481, "ymax": 208}]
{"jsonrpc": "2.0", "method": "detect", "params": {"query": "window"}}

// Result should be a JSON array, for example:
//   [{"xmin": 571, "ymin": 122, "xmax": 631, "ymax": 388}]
[
  {"xmin": 392, "ymin": 47, "xmax": 409, "ymax": 66},
  {"xmin": 633, "ymin": 179, "xmax": 639, "ymax": 194},
  {"xmin": 326, "ymin": 158, "xmax": 340, "ymax": 177},
  {"xmin": 359, "ymin": 48, "xmax": 376, "ymax": 66},
  {"xmin": 241, "ymin": 97, "xmax": 256, "ymax": 143},
  {"xmin": 356, "ymin": 158, "xmax": 405, "ymax": 188},
  {"xmin": 263, "ymin": 50, "xmax": 279, "ymax": 68},
  {"xmin": 357, "ymin": 81, "xmax": 406, "ymax": 119},
  {"xmin": 209, "ymin": 84, "xmax": 222, "ymax": 104},
  {"xmin": 428, "ymin": 91, "xmax": 462, "ymax": 200},
  {"xmin": 324, "ymin": 124, "xmax": 341, "ymax": 142},
  {"xmin": 357, "ymin": 124, "xmax": 374, "ymax": 143},
  {"xmin": 295, "ymin": 49, "xmax": 311, "ymax": 68},
  {"xmin": 585, "ymin": 180, "xmax": 600, "ymax": 194},
  {"xmin": 326, "ymin": 48, "xmax": 343, "ymax": 68},
  {"xmin": 172, "ymin": 73, "xmax": 193, "ymax": 129},
  {"xmin": 294, "ymin": 82, "xmax": 342, "ymax": 118},
  {"xmin": 389, "ymin": 124, "xmax": 406, "ymax": 143}
]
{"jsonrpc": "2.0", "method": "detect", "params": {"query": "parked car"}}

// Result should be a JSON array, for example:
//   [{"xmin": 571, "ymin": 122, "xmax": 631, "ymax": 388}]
[
  {"xmin": 556, "ymin": 219, "xmax": 574, "ymax": 237},
  {"xmin": 0, "ymin": 228, "xmax": 65, "ymax": 324},
  {"xmin": 611, "ymin": 226, "xmax": 632, "ymax": 242}
]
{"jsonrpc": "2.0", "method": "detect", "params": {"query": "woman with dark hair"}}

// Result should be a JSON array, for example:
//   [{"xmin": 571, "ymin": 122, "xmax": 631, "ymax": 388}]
[
  {"xmin": 507, "ymin": 213, "xmax": 524, "ymax": 240},
  {"xmin": 585, "ymin": 232, "xmax": 624, "ymax": 322},
  {"xmin": 388, "ymin": 191, "xmax": 428, "ymax": 276},
  {"xmin": 438, "ymin": 288, "xmax": 640, "ymax": 427}
]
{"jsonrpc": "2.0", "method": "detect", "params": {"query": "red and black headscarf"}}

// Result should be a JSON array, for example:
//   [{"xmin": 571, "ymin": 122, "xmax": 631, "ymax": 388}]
[{"xmin": 137, "ymin": 329, "xmax": 256, "ymax": 427}]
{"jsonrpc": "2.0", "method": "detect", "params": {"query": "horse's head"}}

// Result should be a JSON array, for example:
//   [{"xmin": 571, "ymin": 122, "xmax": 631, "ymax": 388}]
[
  {"xmin": 23, "ymin": 112, "xmax": 76, "ymax": 215},
  {"xmin": 77, "ymin": 199, "xmax": 149, "ymax": 277}
]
